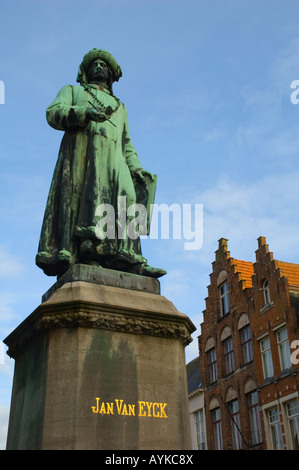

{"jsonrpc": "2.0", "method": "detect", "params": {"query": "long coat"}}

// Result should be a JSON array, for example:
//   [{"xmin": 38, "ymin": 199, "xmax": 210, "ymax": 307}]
[{"xmin": 36, "ymin": 84, "xmax": 147, "ymax": 276}]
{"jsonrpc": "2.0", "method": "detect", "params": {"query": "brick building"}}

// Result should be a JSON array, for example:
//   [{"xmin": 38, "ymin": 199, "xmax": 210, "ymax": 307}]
[
  {"xmin": 250, "ymin": 236, "xmax": 299, "ymax": 450},
  {"xmin": 198, "ymin": 237, "xmax": 299, "ymax": 450},
  {"xmin": 198, "ymin": 238, "xmax": 263, "ymax": 450}
]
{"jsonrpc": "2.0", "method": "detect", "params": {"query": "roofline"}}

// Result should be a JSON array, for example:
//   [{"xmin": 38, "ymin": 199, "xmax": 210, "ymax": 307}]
[{"xmin": 188, "ymin": 387, "xmax": 203, "ymax": 399}]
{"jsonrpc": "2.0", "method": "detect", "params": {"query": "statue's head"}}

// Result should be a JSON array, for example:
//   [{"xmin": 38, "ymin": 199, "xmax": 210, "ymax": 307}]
[
  {"xmin": 87, "ymin": 58, "xmax": 111, "ymax": 84},
  {"xmin": 76, "ymin": 49, "xmax": 122, "ymax": 91}
]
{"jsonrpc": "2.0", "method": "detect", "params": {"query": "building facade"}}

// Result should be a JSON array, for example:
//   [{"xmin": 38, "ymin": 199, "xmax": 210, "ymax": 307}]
[
  {"xmin": 250, "ymin": 237, "xmax": 299, "ymax": 450},
  {"xmin": 198, "ymin": 238, "xmax": 263, "ymax": 450},
  {"xmin": 187, "ymin": 357, "xmax": 206, "ymax": 450},
  {"xmin": 197, "ymin": 237, "xmax": 299, "ymax": 450}
]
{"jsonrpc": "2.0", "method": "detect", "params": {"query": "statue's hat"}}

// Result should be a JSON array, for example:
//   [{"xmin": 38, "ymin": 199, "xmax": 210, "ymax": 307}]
[{"xmin": 77, "ymin": 49, "xmax": 122, "ymax": 85}]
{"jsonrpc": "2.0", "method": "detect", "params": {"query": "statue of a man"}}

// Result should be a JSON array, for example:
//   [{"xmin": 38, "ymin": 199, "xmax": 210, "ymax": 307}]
[{"xmin": 36, "ymin": 49, "xmax": 166, "ymax": 278}]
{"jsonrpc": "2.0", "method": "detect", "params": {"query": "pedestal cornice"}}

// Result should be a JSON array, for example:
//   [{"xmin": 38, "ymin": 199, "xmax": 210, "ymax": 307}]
[{"xmin": 4, "ymin": 280, "xmax": 196, "ymax": 358}]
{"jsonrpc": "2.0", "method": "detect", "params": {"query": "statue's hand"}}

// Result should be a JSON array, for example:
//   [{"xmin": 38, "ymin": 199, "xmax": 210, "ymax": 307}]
[
  {"xmin": 141, "ymin": 169, "xmax": 155, "ymax": 181},
  {"xmin": 86, "ymin": 107, "xmax": 107, "ymax": 122},
  {"xmin": 134, "ymin": 169, "xmax": 155, "ymax": 183}
]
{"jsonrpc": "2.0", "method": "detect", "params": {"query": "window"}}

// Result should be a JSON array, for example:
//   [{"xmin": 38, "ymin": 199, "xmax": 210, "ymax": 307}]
[
  {"xmin": 195, "ymin": 409, "xmax": 206, "ymax": 450},
  {"xmin": 260, "ymin": 337, "xmax": 274, "ymax": 379},
  {"xmin": 276, "ymin": 327, "xmax": 291, "ymax": 372},
  {"xmin": 207, "ymin": 348, "xmax": 217, "ymax": 384},
  {"xmin": 211, "ymin": 408, "xmax": 223, "ymax": 450},
  {"xmin": 247, "ymin": 391, "xmax": 263, "ymax": 445},
  {"xmin": 268, "ymin": 407, "xmax": 284, "ymax": 450},
  {"xmin": 263, "ymin": 280, "xmax": 271, "ymax": 306},
  {"xmin": 219, "ymin": 281, "xmax": 229, "ymax": 316},
  {"xmin": 240, "ymin": 325, "xmax": 253, "ymax": 364},
  {"xmin": 229, "ymin": 400, "xmax": 242, "ymax": 449},
  {"xmin": 223, "ymin": 337, "xmax": 235, "ymax": 375},
  {"xmin": 286, "ymin": 400, "xmax": 299, "ymax": 450}
]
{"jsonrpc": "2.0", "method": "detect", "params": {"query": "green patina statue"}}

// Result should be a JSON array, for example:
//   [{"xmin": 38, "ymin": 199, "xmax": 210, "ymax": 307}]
[{"xmin": 36, "ymin": 49, "xmax": 166, "ymax": 278}]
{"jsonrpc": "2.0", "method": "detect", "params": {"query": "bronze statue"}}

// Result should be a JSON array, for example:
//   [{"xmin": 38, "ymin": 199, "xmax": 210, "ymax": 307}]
[{"xmin": 36, "ymin": 49, "xmax": 166, "ymax": 278}]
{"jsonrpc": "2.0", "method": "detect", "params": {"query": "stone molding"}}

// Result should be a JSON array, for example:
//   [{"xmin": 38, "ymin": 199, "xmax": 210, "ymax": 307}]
[{"xmin": 5, "ymin": 293, "xmax": 195, "ymax": 359}]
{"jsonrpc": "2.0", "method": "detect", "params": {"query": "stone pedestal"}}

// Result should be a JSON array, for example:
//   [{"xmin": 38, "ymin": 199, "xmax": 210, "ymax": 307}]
[{"xmin": 4, "ymin": 265, "xmax": 195, "ymax": 450}]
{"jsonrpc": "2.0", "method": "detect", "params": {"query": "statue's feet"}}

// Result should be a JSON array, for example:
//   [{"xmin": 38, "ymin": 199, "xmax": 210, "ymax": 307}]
[
  {"xmin": 79, "ymin": 239, "xmax": 94, "ymax": 258},
  {"xmin": 36, "ymin": 249, "xmax": 72, "ymax": 276},
  {"xmin": 129, "ymin": 263, "xmax": 167, "ymax": 278},
  {"xmin": 56, "ymin": 249, "xmax": 73, "ymax": 275},
  {"xmin": 79, "ymin": 239, "xmax": 104, "ymax": 266},
  {"xmin": 57, "ymin": 249, "xmax": 72, "ymax": 263}
]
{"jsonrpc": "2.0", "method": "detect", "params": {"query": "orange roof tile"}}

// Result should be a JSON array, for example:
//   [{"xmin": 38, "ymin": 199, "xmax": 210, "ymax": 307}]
[
  {"xmin": 233, "ymin": 259, "xmax": 254, "ymax": 288},
  {"xmin": 277, "ymin": 261, "xmax": 299, "ymax": 287}
]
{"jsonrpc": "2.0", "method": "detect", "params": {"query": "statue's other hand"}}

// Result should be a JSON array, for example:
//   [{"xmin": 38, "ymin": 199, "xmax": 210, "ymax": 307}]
[
  {"xmin": 140, "ymin": 169, "xmax": 155, "ymax": 181},
  {"xmin": 134, "ymin": 169, "xmax": 155, "ymax": 184},
  {"xmin": 134, "ymin": 169, "xmax": 145, "ymax": 183},
  {"xmin": 86, "ymin": 107, "xmax": 107, "ymax": 122}
]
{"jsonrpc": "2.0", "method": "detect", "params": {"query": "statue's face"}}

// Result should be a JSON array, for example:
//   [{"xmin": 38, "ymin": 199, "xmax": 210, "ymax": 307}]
[{"xmin": 88, "ymin": 58, "xmax": 110, "ymax": 83}]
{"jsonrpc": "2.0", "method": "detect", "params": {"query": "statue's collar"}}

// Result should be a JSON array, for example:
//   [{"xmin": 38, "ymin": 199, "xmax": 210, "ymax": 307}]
[{"xmin": 86, "ymin": 83, "xmax": 111, "ymax": 94}]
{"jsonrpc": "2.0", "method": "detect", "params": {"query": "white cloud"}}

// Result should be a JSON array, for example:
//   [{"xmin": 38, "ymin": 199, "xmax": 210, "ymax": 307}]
[
  {"xmin": 171, "ymin": 169, "xmax": 299, "ymax": 363},
  {"xmin": 0, "ymin": 293, "xmax": 19, "ymax": 324},
  {"xmin": 153, "ymin": 170, "xmax": 299, "ymax": 327},
  {"xmin": 272, "ymin": 37, "xmax": 299, "ymax": 89},
  {"xmin": 162, "ymin": 268, "xmax": 190, "ymax": 299},
  {"xmin": 0, "ymin": 247, "xmax": 25, "ymax": 279},
  {"xmin": 156, "ymin": 170, "xmax": 299, "ymax": 268},
  {"xmin": 196, "ymin": 172, "xmax": 299, "ymax": 262}
]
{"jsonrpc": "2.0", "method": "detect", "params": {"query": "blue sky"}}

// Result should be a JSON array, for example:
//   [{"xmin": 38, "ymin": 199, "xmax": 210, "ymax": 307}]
[{"xmin": 1, "ymin": 0, "xmax": 299, "ymax": 449}]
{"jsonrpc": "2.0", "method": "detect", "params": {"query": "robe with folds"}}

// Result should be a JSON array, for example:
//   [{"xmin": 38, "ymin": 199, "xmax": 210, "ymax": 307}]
[{"xmin": 36, "ymin": 83, "xmax": 147, "ymax": 276}]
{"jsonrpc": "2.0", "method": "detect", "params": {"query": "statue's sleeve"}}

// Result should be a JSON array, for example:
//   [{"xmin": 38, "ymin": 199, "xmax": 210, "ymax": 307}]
[
  {"xmin": 46, "ymin": 85, "xmax": 88, "ymax": 131},
  {"xmin": 123, "ymin": 105, "xmax": 143, "ymax": 173}
]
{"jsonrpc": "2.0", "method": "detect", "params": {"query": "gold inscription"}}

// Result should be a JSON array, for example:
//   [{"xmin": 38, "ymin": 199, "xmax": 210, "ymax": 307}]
[{"xmin": 91, "ymin": 397, "xmax": 168, "ymax": 418}]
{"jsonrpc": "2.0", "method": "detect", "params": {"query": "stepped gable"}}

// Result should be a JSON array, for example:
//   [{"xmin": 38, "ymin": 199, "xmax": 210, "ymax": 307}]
[
  {"xmin": 232, "ymin": 259, "xmax": 254, "ymax": 289},
  {"xmin": 256, "ymin": 236, "xmax": 299, "ymax": 289},
  {"xmin": 217, "ymin": 238, "xmax": 254, "ymax": 290},
  {"xmin": 276, "ymin": 260, "xmax": 299, "ymax": 288}
]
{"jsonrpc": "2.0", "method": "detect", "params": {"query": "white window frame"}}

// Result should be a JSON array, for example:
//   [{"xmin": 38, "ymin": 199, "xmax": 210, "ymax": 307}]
[
  {"xmin": 229, "ymin": 399, "xmax": 242, "ymax": 450},
  {"xmin": 207, "ymin": 347, "xmax": 217, "ymax": 384},
  {"xmin": 219, "ymin": 281, "xmax": 229, "ymax": 316},
  {"xmin": 212, "ymin": 407, "xmax": 223, "ymax": 450},
  {"xmin": 263, "ymin": 280, "xmax": 271, "ymax": 306},
  {"xmin": 260, "ymin": 336, "xmax": 274, "ymax": 380},
  {"xmin": 223, "ymin": 336, "xmax": 235, "ymax": 375},
  {"xmin": 276, "ymin": 327, "xmax": 291, "ymax": 372},
  {"xmin": 247, "ymin": 391, "xmax": 263, "ymax": 445},
  {"xmin": 194, "ymin": 409, "xmax": 206, "ymax": 450},
  {"xmin": 240, "ymin": 324, "xmax": 253, "ymax": 364},
  {"xmin": 285, "ymin": 399, "xmax": 299, "ymax": 450},
  {"xmin": 268, "ymin": 407, "xmax": 284, "ymax": 450}
]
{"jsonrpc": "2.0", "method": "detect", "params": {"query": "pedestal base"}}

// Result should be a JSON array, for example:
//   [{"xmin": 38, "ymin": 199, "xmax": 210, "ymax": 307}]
[{"xmin": 4, "ymin": 266, "xmax": 196, "ymax": 450}]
